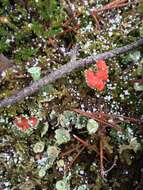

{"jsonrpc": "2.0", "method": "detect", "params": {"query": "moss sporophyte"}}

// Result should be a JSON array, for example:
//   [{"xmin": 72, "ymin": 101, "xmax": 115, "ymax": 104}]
[{"xmin": 84, "ymin": 60, "xmax": 108, "ymax": 91}]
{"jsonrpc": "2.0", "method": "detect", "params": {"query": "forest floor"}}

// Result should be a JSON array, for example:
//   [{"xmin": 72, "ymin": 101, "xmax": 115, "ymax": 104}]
[{"xmin": 0, "ymin": 0, "xmax": 143, "ymax": 190}]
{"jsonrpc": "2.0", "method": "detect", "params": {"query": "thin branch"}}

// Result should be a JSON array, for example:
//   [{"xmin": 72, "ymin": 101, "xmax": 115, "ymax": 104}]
[
  {"xmin": 73, "ymin": 134, "xmax": 89, "ymax": 147},
  {"xmin": 104, "ymin": 156, "xmax": 117, "ymax": 175},
  {"xmin": 0, "ymin": 38, "xmax": 143, "ymax": 108},
  {"xmin": 67, "ymin": 145, "xmax": 85, "ymax": 170},
  {"xmin": 0, "ymin": 53, "xmax": 14, "ymax": 73},
  {"xmin": 73, "ymin": 109, "xmax": 121, "ymax": 130},
  {"xmin": 99, "ymin": 135, "xmax": 104, "ymax": 178}
]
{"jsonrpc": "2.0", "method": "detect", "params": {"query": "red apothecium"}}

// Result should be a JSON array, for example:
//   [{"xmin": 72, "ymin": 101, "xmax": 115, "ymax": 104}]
[
  {"xmin": 84, "ymin": 59, "xmax": 108, "ymax": 91},
  {"xmin": 14, "ymin": 115, "xmax": 38, "ymax": 131}
]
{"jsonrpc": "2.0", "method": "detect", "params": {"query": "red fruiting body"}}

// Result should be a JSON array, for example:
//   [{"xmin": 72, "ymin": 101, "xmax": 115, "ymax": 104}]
[
  {"xmin": 93, "ymin": 79, "xmax": 105, "ymax": 91},
  {"xmin": 84, "ymin": 69, "xmax": 98, "ymax": 89},
  {"xmin": 28, "ymin": 117, "xmax": 38, "ymax": 126},
  {"xmin": 84, "ymin": 59, "xmax": 108, "ymax": 91},
  {"xmin": 15, "ymin": 115, "xmax": 30, "ymax": 131},
  {"xmin": 85, "ymin": 70, "xmax": 106, "ymax": 91},
  {"xmin": 96, "ymin": 60, "xmax": 108, "ymax": 71},
  {"xmin": 96, "ymin": 70, "xmax": 108, "ymax": 82},
  {"xmin": 14, "ymin": 115, "xmax": 38, "ymax": 132}
]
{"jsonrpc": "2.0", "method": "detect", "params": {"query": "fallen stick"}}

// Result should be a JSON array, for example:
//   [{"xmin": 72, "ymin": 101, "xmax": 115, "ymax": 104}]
[{"xmin": 0, "ymin": 38, "xmax": 143, "ymax": 108}]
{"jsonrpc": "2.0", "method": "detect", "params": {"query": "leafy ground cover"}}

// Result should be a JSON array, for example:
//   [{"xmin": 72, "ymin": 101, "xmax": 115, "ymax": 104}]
[{"xmin": 0, "ymin": 0, "xmax": 143, "ymax": 189}]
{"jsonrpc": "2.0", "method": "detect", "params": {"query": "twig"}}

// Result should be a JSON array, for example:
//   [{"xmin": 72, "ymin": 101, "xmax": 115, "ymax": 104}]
[
  {"xmin": 99, "ymin": 135, "xmax": 104, "ymax": 178},
  {"xmin": 58, "ymin": 24, "xmax": 80, "ymax": 36},
  {"xmin": 61, "ymin": 145, "xmax": 81, "ymax": 157},
  {"xmin": 62, "ymin": 12, "xmax": 80, "ymax": 27},
  {"xmin": 95, "ymin": 111, "xmax": 141, "ymax": 124},
  {"xmin": 94, "ymin": 0, "xmax": 142, "ymax": 13},
  {"xmin": 65, "ymin": 44, "xmax": 79, "ymax": 61},
  {"xmin": 67, "ymin": 145, "xmax": 85, "ymax": 170},
  {"xmin": 73, "ymin": 134, "xmax": 89, "ymax": 147},
  {"xmin": 73, "ymin": 109, "xmax": 121, "ymax": 130},
  {"xmin": 99, "ymin": 131, "xmax": 116, "ymax": 178},
  {"xmin": 60, "ymin": 0, "xmax": 75, "ymax": 18},
  {"xmin": 129, "ymin": 79, "xmax": 143, "ymax": 84},
  {"xmin": 0, "ymin": 53, "xmax": 14, "ymax": 73},
  {"xmin": 104, "ymin": 156, "xmax": 117, "ymax": 174},
  {"xmin": 90, "ymin": 11, "xmax": 100, "ymax": 30},
  {"xmin": 94, "ymin": 0, "xmax": 128, "ymax": 13},
  {"xmin": 0, "ymin": 38, "xmax": 143, "ymax": 108}
]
